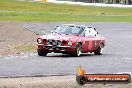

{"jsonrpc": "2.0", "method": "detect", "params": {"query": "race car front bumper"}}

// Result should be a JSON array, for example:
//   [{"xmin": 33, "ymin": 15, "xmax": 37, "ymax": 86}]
[{"xmin": 37, "ymin": 44, "xmax": 76, "ymax": 53}]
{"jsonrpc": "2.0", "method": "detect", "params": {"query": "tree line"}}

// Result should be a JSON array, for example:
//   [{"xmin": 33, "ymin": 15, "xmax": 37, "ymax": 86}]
[
  {"xmin": 107, "ymin": 0, "xmax": 131, "ymax": 4},
  {"xmin": 74, "ymin": 0, "xmax": 132, "ymax": 5}
]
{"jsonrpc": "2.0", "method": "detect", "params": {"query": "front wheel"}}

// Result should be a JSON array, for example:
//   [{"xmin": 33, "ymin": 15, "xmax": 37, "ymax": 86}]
[
  {"xmin": 37, "ymin": 49, "xmax": 47, "ymax": 56},
  {"xmin": 72, "ymin": 44, "xmax": 82, "ymax": 57},
  {"xmin": 94, "ymin": 44, "xmax": 104, "ymax": 55}
]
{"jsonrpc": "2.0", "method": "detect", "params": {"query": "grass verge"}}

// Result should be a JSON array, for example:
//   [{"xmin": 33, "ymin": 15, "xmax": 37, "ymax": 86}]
[
  {"xmin": 14, "ymin": 44, "xmax": 36, "ymax": 53},
  {"xmin": 0, "ymin": 0, "xmax": 132, "ymax": 22}
]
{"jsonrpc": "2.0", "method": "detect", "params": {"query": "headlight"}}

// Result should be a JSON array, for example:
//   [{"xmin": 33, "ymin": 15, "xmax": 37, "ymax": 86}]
[
  {"xmin": 68, "ymin": 41, "xmax": 72, "ymax": 45},
  {"xmin": 37, "ymin": 38, "xmax": 42, "ymax": 44}
]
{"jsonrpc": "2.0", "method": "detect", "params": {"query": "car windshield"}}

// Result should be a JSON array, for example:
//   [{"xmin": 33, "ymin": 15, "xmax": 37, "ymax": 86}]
[{"xmin": 53, "ymin": 25, "xmax": 84, "ymax": 35}]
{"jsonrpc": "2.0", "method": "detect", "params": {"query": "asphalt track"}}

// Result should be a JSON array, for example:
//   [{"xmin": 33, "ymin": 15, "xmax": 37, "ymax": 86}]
[{"xmin": 0, "ymin": 22, "xmax": 132, "ymax": 77}]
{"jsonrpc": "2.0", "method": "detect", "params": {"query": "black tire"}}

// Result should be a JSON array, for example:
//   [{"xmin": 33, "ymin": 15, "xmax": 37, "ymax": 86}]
[
  {"xmin": 37, "ymin": 49, "xmax": 47, "ymax": 56},
  {"xmin": 94, "ymin": 44, "xmax": 104, "ymax": 55},
  {"xmin": 76, "ymin": 76, "xmax": 86, "ymax": 86},
  {"xmin": 72, "ymin": 44, "xmax": 82, "ymax": 57}
]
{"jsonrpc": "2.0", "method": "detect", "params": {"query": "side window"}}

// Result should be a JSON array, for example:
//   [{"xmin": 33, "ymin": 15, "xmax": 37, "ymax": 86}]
[
  {"xmin": 90, "ymin": 28, "xmax": 98, "ymax": 36},
  {"xmin": 85, "ymin": 28, "xmax": 92, "ymax": 37},
  {"xmin": 85, "ymin": 28, "xmax": 98, "ymax": 37}
]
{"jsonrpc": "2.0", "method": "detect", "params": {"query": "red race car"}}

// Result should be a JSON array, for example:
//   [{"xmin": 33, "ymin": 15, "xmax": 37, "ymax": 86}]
[{"xmin": 36, "ymin": 24, "xmax": 105, "ymax": 57}]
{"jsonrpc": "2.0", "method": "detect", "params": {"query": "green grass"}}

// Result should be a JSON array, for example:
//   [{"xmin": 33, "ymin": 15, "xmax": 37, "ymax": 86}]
[{"xmin": 0, "ymin": 0, "xmax": 132, "ymax": 22}]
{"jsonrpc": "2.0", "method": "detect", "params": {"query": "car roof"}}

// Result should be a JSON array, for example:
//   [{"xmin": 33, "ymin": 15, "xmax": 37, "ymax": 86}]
[
  {"xmin": 57, "ymin": 24, "xmax": 94, "ymax": 29},
  {"xmin": 61, "ymin": 24, "xmax": 86, "ymax": 27}
]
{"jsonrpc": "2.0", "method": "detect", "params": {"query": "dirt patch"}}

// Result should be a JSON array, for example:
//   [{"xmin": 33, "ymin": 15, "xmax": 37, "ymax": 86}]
[{"xmin": 0, "ymin": 22, "xmax": 38, "ymax": 56}]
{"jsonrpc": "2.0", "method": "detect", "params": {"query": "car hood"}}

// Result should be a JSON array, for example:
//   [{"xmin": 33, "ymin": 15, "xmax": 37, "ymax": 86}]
[{"xmin": 40, "ymin": 33, "xmax": 79, "ymax": 41}]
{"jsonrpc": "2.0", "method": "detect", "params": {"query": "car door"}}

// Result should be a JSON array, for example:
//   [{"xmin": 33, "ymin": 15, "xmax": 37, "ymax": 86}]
[
  {"xmin": 82, "ymin": 27, "xmax": 99, "ymax": 52},
  {"xmin": 81, "ymin": 28, "xmax": 91, "ymax": 52},
  {"xmin": 89, "ymin": 28, "xmax": 100, "ymax": 51}
]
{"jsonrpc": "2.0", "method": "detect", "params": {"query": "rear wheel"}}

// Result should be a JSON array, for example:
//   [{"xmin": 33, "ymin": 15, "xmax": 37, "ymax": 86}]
[
  {"xmin": 94, "ymin": 44, "xmax": 104, "ymax": 55},
  {"xmin": 72, "ymin": 44, "xmax": 82, "ymax": 57},
  {"xmin": 37, "ymin": 49, "xmax": 47, "ymax": 56}
]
